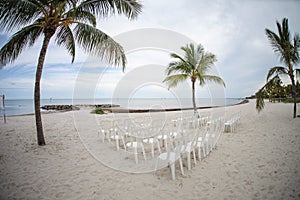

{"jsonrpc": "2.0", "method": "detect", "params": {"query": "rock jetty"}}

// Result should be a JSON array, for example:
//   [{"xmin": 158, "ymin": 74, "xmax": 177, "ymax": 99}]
[
  {"xmin": 41, "ymin": 105, "xmax": 80, "ymax": 111},
  {"xmin": 41, "ymin": 104, "xmax": 120, "ymax": 111}
]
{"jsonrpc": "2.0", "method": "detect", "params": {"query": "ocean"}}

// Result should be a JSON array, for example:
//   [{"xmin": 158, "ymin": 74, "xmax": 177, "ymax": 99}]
[{"xmin": 0, "ymin": 98, "xmax": 244, "ymax": 116}]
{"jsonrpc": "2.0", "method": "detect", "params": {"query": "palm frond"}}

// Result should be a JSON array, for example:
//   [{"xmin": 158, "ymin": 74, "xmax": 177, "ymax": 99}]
[
  {"xmin": 74, "ymin": 23, "xmax": 126, "ymax": 68},
  {"xmin": 79, "ymin": 0, "xmax": 142, "ymax": 20},
  {"xmin": 167, "ymin": 62, "xmax": 191, "ymax": 76},
  {"xmin": 281, "ymin": 18, "xmax": 290, "ymax": 42},
  {"xmin": 292, "ymin": 33, "xmax": 300, "ymax": 65},
  {"xmin": 255, "ymin": 88, "xmax": 265, "ymax": 113},
  {"xmin": 163, "ymin": 74, "xmax": 188, "ymax": 89},
  {"xmin": 181, "ymin": 43, "xmax": 199, "ymax": 69},
  {"xmin": 0, "ymin": 24, "xmax": 43, "ymax": 67},
  {"xmin": 255, "ymin": 75, "xmax": 281, "ymax": 112},
  {"xmin": 0, "ymin": 0, "xmax": 43, "ymax": 32},
  {"xmin": 66, "ymin": 6, "xmax": 97, "ymax": 26},
  {"xmin": 55, "ymin": 25, "xmax": 76, "ymax": 63},
  {"xmin": 266, "ymin": 66, "xmax": 287, "ymax": 81},
  {"xmin": 113, "ymin": 0, "xmax": 143, "ymax": 20},
  {"xmin": 202, "ymin": 75, "xmax": 226, "ymax": 87},
  {"xmin": 265, "ymin": 29, "xmax": 285, "ymax": 61},
  {"xmin": 170, "ymin": 52, "xmax": 188, "ymax": 64},
  {"xmin": 197, "ymin": 52, "xmax": 217, "ymax": 74}
]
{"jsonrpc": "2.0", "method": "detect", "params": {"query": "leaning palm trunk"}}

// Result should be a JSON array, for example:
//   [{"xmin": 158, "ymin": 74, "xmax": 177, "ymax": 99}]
[
  {"xmin": 35, "ymin": 32, "xmax": 54, "ymax": 145},
  {"xmin": 0, "ymin": 0, "xmax": 142, "ymax": 145}
]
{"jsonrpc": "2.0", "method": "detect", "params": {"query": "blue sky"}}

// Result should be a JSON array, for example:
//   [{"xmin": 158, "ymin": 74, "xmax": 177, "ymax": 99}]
[{"xmin": 0, "ymin": 0, "xmax": 300, "ymax": 100}]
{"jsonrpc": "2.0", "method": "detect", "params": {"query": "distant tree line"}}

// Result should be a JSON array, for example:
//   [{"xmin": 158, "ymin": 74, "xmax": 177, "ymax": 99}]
[{"xmin": 248, "ymin": 81, "xmax": 300, "ymax": 103}]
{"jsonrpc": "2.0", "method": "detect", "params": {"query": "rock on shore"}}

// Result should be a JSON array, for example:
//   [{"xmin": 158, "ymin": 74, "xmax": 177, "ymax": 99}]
[{"xmin": 41, "ymin": 104, "xmax": 120, "ymax": 111}]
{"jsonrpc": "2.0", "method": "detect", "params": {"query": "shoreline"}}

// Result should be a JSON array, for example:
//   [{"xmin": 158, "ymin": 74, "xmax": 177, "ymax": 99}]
[
  {"xmin": 4, "ymin": 99, "xmax": 249, "ymax": 116},
  {"xmin": 106, "ymin": 99, "xmax": 249, "ymax": 113}
]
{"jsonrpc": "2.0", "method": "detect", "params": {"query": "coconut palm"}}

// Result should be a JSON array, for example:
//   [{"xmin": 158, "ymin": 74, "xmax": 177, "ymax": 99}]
[
  {"xmin": 256, "ymin": 18, "xmax": 300, "ymax": 118},
  {"xmin": 0, "ymin": 0, "xmax": 142, "ymax": 145},
  {"xmin": 163, "ymin": 43, "xmax": 225, "ymax": 115}
]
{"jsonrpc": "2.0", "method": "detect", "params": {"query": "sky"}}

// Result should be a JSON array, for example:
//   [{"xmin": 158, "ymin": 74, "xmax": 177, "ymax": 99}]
[{"xmin": 0, "ymin": 0, "xmax": 300, "ymax": 100}]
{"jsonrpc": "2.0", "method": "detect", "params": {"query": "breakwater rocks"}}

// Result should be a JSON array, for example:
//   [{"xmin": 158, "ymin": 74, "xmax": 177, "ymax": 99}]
[
  {"xmin": 41, "ymin": 104, "xmax": 120, "ymax": 111},
  {"xmin": 41, "ymin": 105, "xmax": 80, "ymax": 111}
]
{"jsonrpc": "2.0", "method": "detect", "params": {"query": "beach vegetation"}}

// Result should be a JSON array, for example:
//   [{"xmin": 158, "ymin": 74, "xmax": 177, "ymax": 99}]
[
  {"xmin": 91, "ymin": 108, "xmax": 106, "ymax": 115},
  {"xmin": 163, "ymin": 43, "xmax": 226, "ymax": 116},
  {"xmin": 256, "ymin": 18, "xmax": 300, "ymax": 118},
  {"xmin": 0, "ymin": 0, "xmax": 142, "ymax": 145},
  {"xmin": 282, "ymin": 97, "xmax": 300, "ymax": 103}
]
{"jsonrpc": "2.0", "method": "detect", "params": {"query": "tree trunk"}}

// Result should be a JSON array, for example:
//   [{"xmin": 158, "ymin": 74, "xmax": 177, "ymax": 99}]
[
  {"xmin": 192, "ymin": 80, "xmax": 198, "ymax": 116},
  {"xmin": 35, "ymin": 33, "xmax": 53, "ymax": 146},
  {"xmin": 290, "ymin": 73, "xmax": 297, "ymax": 118},
  {"xmin": 292, "ymin": 83, "xmax": 297, "ymax": 118}
]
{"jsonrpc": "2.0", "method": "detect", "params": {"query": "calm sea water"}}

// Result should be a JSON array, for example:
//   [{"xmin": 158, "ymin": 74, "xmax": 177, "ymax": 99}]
[{"xmin": 0, "ymin": 98, "xmax": 243, "ymax": 116}]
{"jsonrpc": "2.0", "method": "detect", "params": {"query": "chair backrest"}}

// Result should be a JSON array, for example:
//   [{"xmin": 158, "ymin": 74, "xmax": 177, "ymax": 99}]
[{"xmin": 164, "ymin": 131, "xmax": 184, "ymax": 162}]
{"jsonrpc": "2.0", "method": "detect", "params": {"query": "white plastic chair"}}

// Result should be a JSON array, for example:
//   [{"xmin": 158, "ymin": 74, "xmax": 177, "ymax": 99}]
[
  {"xmin": 196, "ymin": 122, "xmax": 208, "ymax": 161},
  {"xmin": 142, "ymin": 125, "xmax": 161, "ymax": 158},
  {"xmin": 179, "ymin": 129, "xmax": 198, "ymax": 170},
  {"xmin": 155, "ymin": 132, "xmax": 185, "ymax": 180},
  {"xmin": 125, "ymin": 128, "xmax": 147, "ymax": 164},
  {"xmin": 224, "ymin": 114, "xmax": 240, "ymax": 132},
  {"xmin": 109, "ymin": 127, "xmax": 126, "ymax": 151}
]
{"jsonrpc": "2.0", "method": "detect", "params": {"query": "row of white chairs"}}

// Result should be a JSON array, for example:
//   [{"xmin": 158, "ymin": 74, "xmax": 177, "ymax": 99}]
[
  {"xmin": 99, "ymin": 118, "xmax": 165, "ymax": 164},
  {"xmin": 224, "ymin": 114, "xmax": 240, "ymax": 132},
  {"xmin": 155, "ymin": 116, "xmax": 225, "ymax": 180},
  {"xmin": 98, "ymin": 115, "xmax": 225, "ymax": 179}
]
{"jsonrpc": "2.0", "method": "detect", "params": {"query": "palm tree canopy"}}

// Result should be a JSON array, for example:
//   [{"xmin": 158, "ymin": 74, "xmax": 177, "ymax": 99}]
[
  {"xmin": 163, "ymin": 43, "xmax": 225, "ymax": 88},
  {"xmin": 0, "ymin": 0, "xmax": 142, "ymax": 69},
  {"xmin": 266, "ymin": 66, "xmax": 287, "ymax": 81},
  {"xmin": 265, "ymin": 18, "xmax": 300, "ymax": 76},
  {"xmin": 256, "ymin": 18, "xmax": 299, "ymax": 118}
]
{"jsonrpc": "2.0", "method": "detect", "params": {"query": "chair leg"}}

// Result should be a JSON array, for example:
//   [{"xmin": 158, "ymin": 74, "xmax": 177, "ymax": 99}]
[
  {"xmin": 193, "ymin": 149, "xmax": 197, "ymax": 165},
  {"xmin": 179, "ymin": 157, "xmax": 184, "ymax": 176},
  {"xmin": 116, "ymin": 139, "xmax": 120, "ymax": 151},
  {"xmin": 134, "ymin": 147, "xmax": 138, "ymax": 164},
  {"xmin": 170, "ymin": 163, "xmax": 175, "ymax": 180},
  {"xmin": 154, "ymin": 157, "xmax": 159, "ymax": 172},
  {"xmin": 198, "ymin": 147, "xmax": 201, "ymax": 161},
  {"xmin": 157, "ymin": 142, "xmax": 161, "ymax": 154},
  {"xmin": 121, "ymin": 137, "xmax": 126, "ymax": 151},
  {"xmin": 141, "ymin": 144, "xmax": 147, "ymax": 161},
  {"xmin": 151, "ymin": 143, "xmax": 154, "ymax": 158},
  {"xmin": 187, "ymin": 153, "xmax": 191, "ymax": 170}
]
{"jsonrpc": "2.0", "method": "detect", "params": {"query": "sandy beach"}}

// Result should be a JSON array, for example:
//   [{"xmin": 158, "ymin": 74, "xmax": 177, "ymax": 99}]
[{"xmin": 0, "ymin": 100, "xmax": 299, "ymax": 200}]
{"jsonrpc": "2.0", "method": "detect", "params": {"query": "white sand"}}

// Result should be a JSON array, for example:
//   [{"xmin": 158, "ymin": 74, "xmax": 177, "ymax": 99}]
[{"xmin": 0, "ymin": 100, "xmax": 299, "ymax": 199}]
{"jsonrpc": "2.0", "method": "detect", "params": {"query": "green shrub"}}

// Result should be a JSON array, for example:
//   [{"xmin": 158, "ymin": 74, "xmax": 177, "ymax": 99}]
[
  {"xmin": 91, "ymin": 108, "xmax": 105, "ymax": 114},
  {"xmin": 282, "ymin": 98, "xmax": 300, "ymax": 103}
]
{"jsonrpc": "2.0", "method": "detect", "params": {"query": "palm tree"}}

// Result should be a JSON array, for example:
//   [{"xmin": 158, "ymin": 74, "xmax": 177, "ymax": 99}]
[
  {"xmin": 163, "ymin": 43, "xmax": 225, "ymax": 115},
  {"xmin": 0, "ymin": 0, "xmax": 142, "ymax": 145},
  {"xmin": 256, "ymin": 18, "xmax": 300, "ymax": 118}
]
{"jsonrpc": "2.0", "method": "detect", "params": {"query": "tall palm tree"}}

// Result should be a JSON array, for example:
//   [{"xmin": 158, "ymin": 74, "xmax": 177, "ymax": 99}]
[
  {"xmin": 256, "ymin": 18, "xmax": 300, "ymax": 118},
  {"xmin": 163, "ymin": 43, "xmax": 225, "ymax": 115},
  {"xmin": 0, "ymin": 0, "xmax": 142, "ymax": 145}
]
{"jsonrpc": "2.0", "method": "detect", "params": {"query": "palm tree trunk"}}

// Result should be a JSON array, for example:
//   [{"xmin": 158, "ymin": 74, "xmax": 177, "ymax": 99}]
[
  {"xmin": 290, "ymin": 73, "xmax": 297, "ymax": 118},
  {"xmin": 292, "ymin": 82, "xmax": 297, "ymax": 118},
  {"xmin": 192, "ymin": 80, "xmax": 197, "ymax": 116},
  {"xmin": 34, "ymin": 33, "xmax": 53, "ymax": 146}
]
